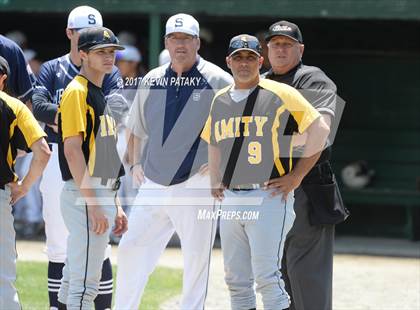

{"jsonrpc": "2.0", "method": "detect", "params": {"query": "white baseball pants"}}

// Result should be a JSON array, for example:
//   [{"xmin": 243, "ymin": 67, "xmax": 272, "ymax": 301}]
[{"xmin": 114, "ymin": 173, "xmax": 217, "ymax": 310}]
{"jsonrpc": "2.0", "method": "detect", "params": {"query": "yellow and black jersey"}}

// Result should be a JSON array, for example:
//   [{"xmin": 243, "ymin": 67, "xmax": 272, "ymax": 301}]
[
  {"xmin": 58, "ymin": 75, "xmax": 124, "ymax": 181},
  {"xmin": 201, "ymin": 78, "xmax": 320, "ymax": 187},
  {"xmin": 0, "ymin": 90, "xmax": 46, "ymax": 186}
]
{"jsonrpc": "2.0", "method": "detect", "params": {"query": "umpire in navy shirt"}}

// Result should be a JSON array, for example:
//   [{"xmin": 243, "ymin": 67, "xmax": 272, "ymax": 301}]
[{"xmin": 263, "ymin": 20, "xmax": 349, "ymax": 310}]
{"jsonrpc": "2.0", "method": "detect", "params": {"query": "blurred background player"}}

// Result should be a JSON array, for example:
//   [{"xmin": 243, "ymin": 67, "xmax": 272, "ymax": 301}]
[
  {"xmin": 116, "ymin": 44, "xmax": 144, "ymax": 105},
  {"xmin": 113, "ymin": 44, "xmax": 144, "ymax": 243},
  {"xmin": 0, "ymin": 55, "xmax": 51, "ymax": 310},
  {"xmin": 255, "ymin": 30, "xmax": 271, "ymax": 73},
  {"xmin": 31, "ymin": 6, "xmax": 128, "ymax": 309},
  {"xmin": 24, "ymin": 49, "xmax": 42, "ymax": 76},
  {"xmin": 158, "ymin": 48, "xmax": 171, "ymax": 66}
]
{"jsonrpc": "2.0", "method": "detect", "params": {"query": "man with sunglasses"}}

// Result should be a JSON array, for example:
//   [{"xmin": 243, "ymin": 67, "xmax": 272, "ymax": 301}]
[
  {"xmin": 263, "ymin": 20, "xmax": 349, "ymax": 310},
  {"xmin": 115, "ymin": 13, "xmax": 232, "ymax": 310},
  {"xmin": 202, "ymin": 34, "xmax": 330, "ymax": 310},
  {"xmin": 32, "ymin": 6, "xmax": 128, "ymax": 309}
]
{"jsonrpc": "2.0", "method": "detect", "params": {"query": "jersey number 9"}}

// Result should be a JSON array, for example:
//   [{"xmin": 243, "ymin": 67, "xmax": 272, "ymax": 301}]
[{"xmin": 248, "ymin": 141, "xmax": 261, "ymax": 164}]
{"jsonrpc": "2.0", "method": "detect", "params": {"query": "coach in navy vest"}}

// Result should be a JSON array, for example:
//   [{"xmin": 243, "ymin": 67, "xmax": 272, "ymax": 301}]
[{"xmin": 114, "ymin": 13, "xmax": 233, "ymax": 310}]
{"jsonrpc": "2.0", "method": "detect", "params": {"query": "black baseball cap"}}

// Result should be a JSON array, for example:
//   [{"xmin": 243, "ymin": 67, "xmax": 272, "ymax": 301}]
[
  {"xmin": 228, "ymin": 34, "xmax": 262, "ymax": 57},
  {"xmin": 78, "ymin": 26, "xmax": 125, "ymax": 51},
  {"xmin": 0, "ymin": 56, "xmax": 10, "ymax": 76},
  {"xmin": 265, "ymin": 20, "xmax": 303, "ymax": 43}
]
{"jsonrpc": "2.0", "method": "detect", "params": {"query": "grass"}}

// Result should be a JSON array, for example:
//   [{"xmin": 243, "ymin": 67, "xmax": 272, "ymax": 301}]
[{"xmin": 16, "ymin": 261, "xmax": 182, "ymax": 309}]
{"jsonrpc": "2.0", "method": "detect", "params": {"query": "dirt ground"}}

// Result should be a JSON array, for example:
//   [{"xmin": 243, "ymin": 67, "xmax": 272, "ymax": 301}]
[{"xmin": 17, "ymin": 240, "xmax": 420, "ymax": 310}]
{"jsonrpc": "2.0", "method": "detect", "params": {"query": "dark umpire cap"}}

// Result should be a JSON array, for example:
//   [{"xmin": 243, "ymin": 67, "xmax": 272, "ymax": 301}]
[
  {"xmin": 265, "ymin": 20, "xmax": 303, "ymax": 43},
  {"xmin": 78, "ymin": 27, "xmax": 125, "ymax": 51},
  {"xmin": 228, "ymin": 34, "xmax": 262, "ymax": 57},
  {"xmin": 0, "ymin": 56, "xmax": 10, "ymax": 76}
]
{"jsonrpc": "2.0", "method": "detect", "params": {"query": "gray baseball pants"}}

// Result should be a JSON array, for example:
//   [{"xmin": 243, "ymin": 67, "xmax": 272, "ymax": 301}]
[
  {"xmin": 220, "ymin": 189, "xmax": 295, "ymax": 310},
  {"xmin": 57, "ymin": 180, "xmax": 116, "ymax": 310},
  {"xmin": 0, "ymin": 185, "xmax": 21, "ymax": 310}
]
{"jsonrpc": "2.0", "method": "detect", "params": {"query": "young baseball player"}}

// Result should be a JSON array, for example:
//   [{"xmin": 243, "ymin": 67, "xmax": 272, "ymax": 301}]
[
  {"xmin": 56, "ymin": 27, "xmax": 128, "ymax": 310},
  {"xmin": 32, "ymin": 6, "xmax": 128, "ymax": 309},
  {"xmin": 201, "ymin": 34, "xmax": 330, "ymax": 310},
  {"xmin": 114, "ymin": 13, "xmax": 233, "ymax": 310},
  {"xmin": 0, "ymin": 56, "xmax": 51, "ymax": 309}
]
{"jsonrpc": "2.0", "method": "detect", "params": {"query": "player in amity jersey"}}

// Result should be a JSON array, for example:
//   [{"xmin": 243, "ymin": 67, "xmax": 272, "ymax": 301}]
[
  {"xmin": 0, "ymin": 56, "xmax": 51, "ymax": 310},
  {"xmin": 32, "ymin": 6, "xmax": 128, "ymax": 310},
  {"xmin": 202, "ymin": 34, "xmax": 330, "ymax": 310},
  {"xmin": 56, "ymin": 27, "xmax": 128, "ymax": 310}
]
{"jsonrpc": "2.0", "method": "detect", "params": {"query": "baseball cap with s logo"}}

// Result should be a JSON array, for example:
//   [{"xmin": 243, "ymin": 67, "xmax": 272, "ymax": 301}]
[
  {"xmin": 165, "ymin": 13, "xmax": 200, "ymax": 37},
  {"xmin": 67, "ymin": 6, "xmax": 103, "ymax": 30}
]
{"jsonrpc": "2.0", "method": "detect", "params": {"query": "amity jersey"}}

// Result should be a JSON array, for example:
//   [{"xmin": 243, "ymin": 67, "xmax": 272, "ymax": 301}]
[
  {"xmin": 128, "ymin": 57, "xmax": 232, "ymax": 186},
  {"xmin": 58, "ymin": 75, "xmax": 124, "ymax": 182},
  {"xmin": 33, "ymin": 54, "xmax": 127, "ymax": 143},
  {"xmin": 201, "ymin": 79, "xmax": 320, "ymax": 187},
  {"xmin": 0, "ymin": 91, "xmax": 46, "ymax": 186},
  {"xmin": 0, "ymin": 35, "xmax": 35, "ymax": 102}
]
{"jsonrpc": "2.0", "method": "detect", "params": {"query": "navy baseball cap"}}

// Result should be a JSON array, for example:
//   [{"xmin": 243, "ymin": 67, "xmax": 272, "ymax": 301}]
[
  {"xmin": 0, "ymin": 56, "xmax": 10, "ymax": 76},
  {"xmin": 78, "ymin": 27, "xmax": 125, "ymax": 51},
  {"xmin": 265, "ymin": 20, "xmax": 303, "ymax": 43},
  {"xmin": 228, "ymin": 34, "xmax": 262, "ymax": 57}
]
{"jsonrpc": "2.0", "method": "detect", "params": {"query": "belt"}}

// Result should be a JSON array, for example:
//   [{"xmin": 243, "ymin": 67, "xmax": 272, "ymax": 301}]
[
  {"xmin": 229, "ymin": 183, "xmax": 265, "ymax": 191},
  {"xmin": 89, "ymin": 177, "xmax": 121, "ymax": 191}
]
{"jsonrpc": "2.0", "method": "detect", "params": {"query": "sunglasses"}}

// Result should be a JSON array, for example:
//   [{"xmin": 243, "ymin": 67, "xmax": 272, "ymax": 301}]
[{"xmin": 228, "ymin": 40, "xmax": 262, "ymax": 54}]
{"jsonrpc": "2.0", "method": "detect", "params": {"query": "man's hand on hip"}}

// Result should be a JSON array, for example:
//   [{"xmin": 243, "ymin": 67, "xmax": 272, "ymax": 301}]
[{"xmin": 265, "ymin": 172, "xmax": 303, "ymax": 201}]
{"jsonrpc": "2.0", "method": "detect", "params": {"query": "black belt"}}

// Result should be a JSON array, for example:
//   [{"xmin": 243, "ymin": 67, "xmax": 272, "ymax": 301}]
[{"xmin": 100, "ymin": 178, "xmax": 121, "ymax": 191}]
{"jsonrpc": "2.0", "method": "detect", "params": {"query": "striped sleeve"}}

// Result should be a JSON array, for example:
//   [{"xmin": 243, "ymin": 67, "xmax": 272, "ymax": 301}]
[
  {"xmin": 59, "ymin": 84, "xmax": 88, "ymax": 140},
  {"xmin": 282, "ymin": 86, "xmax": 321, "ymax": 133},
  {"xmin": 259, "ymin": 79, "xmax": 320, "ymax": 134},
  {"xmin": 201, "ymin": 115, "xmax": 212, "ymax": 144},
  {"xmin": 15, "ymin": 98, "xmax": 46, "ymax": 147}
]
